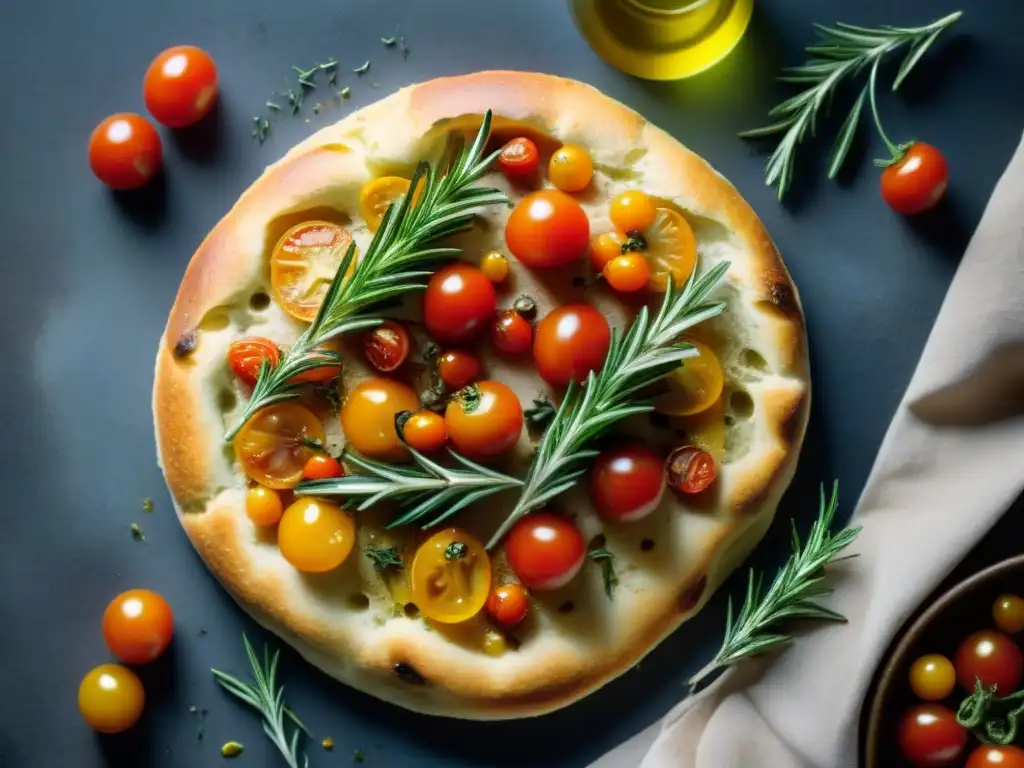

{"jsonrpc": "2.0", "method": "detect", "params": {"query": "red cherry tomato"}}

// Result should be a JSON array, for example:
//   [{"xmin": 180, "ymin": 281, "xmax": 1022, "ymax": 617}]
[
  {"xmin": 666, "ymin": 446, "xmax": 717, "ymax": 494},
  {"xmin": 505, "ymin": 190, "xmax": 590, "ymax": 268},
  {"xmin": 227, "ymin": 337, "xmax": 280, "ymax": 386},
  {"xmin": 364, "ymin": 321, "xmax": 411, "ymax": 373},
  {"xmin": 436, "ymin": 349, "xmax": 481, "ymax": 389},
  {"xmin": 102, "ymin": 589, "xmax": 174, "ymax": 664},
  {"xmin": 967, "ymin": 745, "xmax": 1024, "ymax": 768},
  {"xmin": 506, "ymin": 513, "xmax": 586, "ymax": 591},
  {"xmin": 88, "ymin": 113, "xmax": 163, "ymax": 190},
  {"xmin": 591, "ymin": 445, "xmax": 665, "ymax": 521},
  {"xmin": 423, "ymin": 263, "xmax": 496, "ymax": 345},
  {"xmin": 143, "ymin": 45, "xmax": 219, "ymax": 128},
  {"xmin": 498, "ymin": 137, "xmax": 540, "ymax": 183},
  {"xmin": 898, "ymin": 704, "xmax": 967, "ymax": 767},
  {"xmin": 491, "ymin": 310, "xmax": 533, "ymax": 354},
  {"xmin": 303, "ymin": 454, "xmax": 344, "ymax": 480},
  {"xmin": 486, "ymin": 583, "xmax": 530, "ymax": 627},
  {"xmin": 533, "ymin": 304, "xmax": 611, "ymax": 387},
  {"xmin": 880, "ymin": 142, "xmax": 949, "ymax": 215},
  {"xmin": 955, "ymin": 630, "xmax": 1024, "ymax": 693}
]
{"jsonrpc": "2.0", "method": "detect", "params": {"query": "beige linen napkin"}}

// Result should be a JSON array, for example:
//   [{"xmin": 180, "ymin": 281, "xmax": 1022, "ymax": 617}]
[{"xmin": 591, "ymin": 130, "xmax": 1024, "ymax": 768}]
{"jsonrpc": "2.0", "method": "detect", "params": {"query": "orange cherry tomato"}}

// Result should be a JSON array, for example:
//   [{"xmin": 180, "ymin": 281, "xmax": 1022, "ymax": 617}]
[
  {"xmin": 234, "ymin": 403, "xmax": 325, "ymax": 489},
  {"xmin": 498, "ymin": 137, "xmax": 540, "ymax": 184},
  {"xmin": 400, "ymin": 410, "xmax": 448, "ymax": 452},
  {"xmin": 994, "ymin": 595, "xmax": 1024, "ymax": 634},
  {"xmin": 491, "ymin": 310, "xmax": 533, "ymax": 354},
  {"xmin": 227, "ymin": 337, "xmax": 280, "ymax": 387},
  {"xmin": 88, "ymin": 113, "xmax": 163, "ymax": 190},
  {"xmin": 898, "ymin": 704, "xmax": 967, "ymax": 767},
  {"xmin": 610, "ymin": 190, "xmax": 657, "ymax": 233},
  {"xmin": 246, "ymin": 485, "xmax": 284, "ymax": 526},
  {"xmin": 143, "ymin": 45, "xmax": 219, "ymax": 128},
  {"xmin": 666, "ymin": 446, "xmax": 716, "ymax": 494},
  {"xmin": 437, "ymin": 349, "xmax": 481, "ymax": 389},
  {"xmin": 359, "ymin": 176, "xmax": 422, "ymax": 232},
  {"xmin": 589, "ymin": 231, "xmax": 625, "ymax": 273},
  {"xmin": 341, "ymin": 378, "xmax": 419, "ymax": 461},
  {"xmin": 480, "ymin": 251, "xmax": 510, "ymax": 283},
  {"xmin": 505, "ymin": 190, "xmax": 590, "ymax": 268},
  {"xmin": 533, "ymin": 304, "xmax": 611, "ymax": 387},
  {"xmin": 423, "ymin": 263, "xmax": 496, "ymax": 345},
  {"xmin": 102, "ymin": 589, "xmax": 174, "ymax": 665},
  {"xmin": 445, "ymin": 381, "xmax": 523, "ymax": 458},
  {"xmin": 591, "ymin": 444, "xmax": 665, "ymax": 521},
  {"xmin": 277, "ymin": 497, "xmax": 355, "ymax": 572},
  {"xmin": 967, "ymin": 745, "xmax": 1024, "ymax": 768},
  {"xmin": 506, "ymin": 513, "xmax": 586, "ymax": 591},
  {"xmin": 548, "ymin": 144, "xmax": 593, "ymax": 192},
  {"xmin": 654, "ymin": 340, "xmax": 724, "ymax": 416},
  {"xmin": 302, "ymin": 453, "xmax": 344, "ymax": 480},
  {"xmin": 486, "ymin": 583, "xmax": 530, "ymax": 627},
  {"xmin": 955, "ymin": 630, "xmax": 1023, "ymax": 693},
  {"xmin": 364, "ymin": 321, "xmax": 411, "ymax": 373},
  {"xmin": 78, "ymin": 664, "xmax": 145, "ymax": 734},
  {"xmin": 643, "ymin": 207, "xmax": 697, "ymax": 291},
  {"xmin": 603, "ymin": 254, "xmax": 651, "ymax": 293},
  {"xmin": 271, "ymin": 221, "xmax": 356, "ymax": 323},
  {"xmin": 880, "ymin": 142, "xmax": 949, "ymax": 215}
]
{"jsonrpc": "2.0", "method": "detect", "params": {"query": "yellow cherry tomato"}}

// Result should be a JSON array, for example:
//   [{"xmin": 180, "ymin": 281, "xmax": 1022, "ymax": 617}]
[
  {"xmin": 909, "ymin": 654, "xmax": 956, "ymax": 701},
  {"xmin": 246, "ymin": 485, "xmax": 284, "ymax": 526},
  {"xmin": 654, "ymin": 340, "xmax": 724, "ymax": 416},
  {"xmin": 341, "ymin": 378, "xmax": 419, "ymax": 461},
  {"xmin": 480, "ymin": 251, "xmax": 509, "ymax": 283},
  {"xmin": 548, "ymin": 144, "xmax": 593, "ymax": 193},
  {"xmin": 603, "ymin": 254, "xmax": 651, "ymax": 293},
  {"xmin": 645, "ymin": 207, "xmax": 697, "ymax": 291},
  {"xmin": 359, "ymin": 176, "xmax": 422, "ymax": 232},
  {"xmin": 277, "ymin": 497, "xmax": 355, "ymax": 573},
  {"xmin": 482, "ymin": 630, "xmax": 508, "ymax": 657},
  {"xmin": 410, "ymin": 527, "xmax": 491, "ymax": 624},
  {"xmin": 610, "ymin": 189, "xmax": 657, "ymax": 233},
  {"xmin": 994, "ymin": 595, "xmax": 1024, "ymax": 634},
  {"xmin": 271, "ymin": 221, "xmax": 357, "ymax": 322},
  {"xmin": 234, "ymin": 404, "xmax": 325, "ymax": 489},
  {"xmin": 78, "ymin": 664, "xmax": 145, "ymax": 734},
  {"xmin": 589, "ymin": 231, "xmax": 625, "ymax": 273}
]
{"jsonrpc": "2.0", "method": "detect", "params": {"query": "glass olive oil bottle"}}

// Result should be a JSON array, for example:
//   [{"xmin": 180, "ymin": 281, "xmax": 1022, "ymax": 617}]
[{"xmin": 568, "ymin": 0, "xmax": 753, "ymax": 80}]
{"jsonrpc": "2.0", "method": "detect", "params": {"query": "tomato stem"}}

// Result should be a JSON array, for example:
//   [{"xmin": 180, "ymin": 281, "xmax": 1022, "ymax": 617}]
[{"xmin": 868, "ymin": 59, "xmax": 912, "ymax": 168}]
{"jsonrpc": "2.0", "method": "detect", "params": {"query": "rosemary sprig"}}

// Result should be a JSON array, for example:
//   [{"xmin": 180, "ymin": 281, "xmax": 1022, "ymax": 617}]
[
  {"xmin": 740, "ymin": 11, "xmax": 962, "ymax": 198},
  {"xmin": 225, "ymin": 112, "xmax": 507, "ymax": 440},
  {"xmin": 296, "ymin": 446, "xmax": 523, "ymax": 529},
  {"xmin": 212, "ymin": 635, "xmax": 310, "ymax": 768},
  {"xmin": 687, "ymin": 482, "xmax": 861, "ymax": 691},
  {"xmin": 488, "ymin": 261, "xmax": 730, "ymax": 548}
]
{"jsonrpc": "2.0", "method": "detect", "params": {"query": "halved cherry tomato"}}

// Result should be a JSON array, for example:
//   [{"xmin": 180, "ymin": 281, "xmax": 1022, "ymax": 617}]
[
  {"xmin": 644, "ymin": 207, "xmax": 697, "ymax": 291},
  {"xmin": 666, "ymin": 446, "xmax": 716, "ymax": 494},
  {"xmin": 437, "ymin": 349, "xmax": 481, "ymax": 390},
  {"xmin": 590, "ymin": 231, "xmax": 625, "ymax": 273},
  {"xmin": 234, "ymin": 403, "xmax": 325, "ymax": 489},
  {"xmin": 143, "ymin": 45, "xmax": 219, "ymax": 128},
  {"xmin": 278, "ymin": 497, "xmax": 355, "ymax": 572},
  {"xmin": 881, "ymin": 143, "xmax": 948, "ymax": 215},
  {"xmin": 955, "ymin": 630, "xmax": 1024, "ymax": 693},
  {"xmin": 603, "ymin": 254, "xmax": 651, "ymax": 293},
  {"xmin": 591, "ymin": 445, "xmax": 665, "ymax": 521},
  {"xmin": 102, "ymin": 589, "xmax": 174, "ymax": 665},
  {"xmin": 410, "ymin": 528, "xmax": 491, "ymax": 623},
  {"xmin": 271, "ymin": 221, "xmax": 356, "ymax": 322},
  {"xmin": 302, "ymin": 453, "xmax": 344, "ymax": 480},
  {"xmin": 88, "ymin": 113, "xmax": 163, "ymax": 190},
  {"xmin": 400, "ymin": 410, "xmax": 447, "ymax": 452},
  {"xmin": 654, "ymin": 341, "xmax": 724, "ymax": 416},
  {"xmin": 487, "ymin": 583, "xmax": 529, "ymax": 627},
  {"xmin": 533, "ymin": 304, "xmax": 611, "ymax": 387},
  {"xmin": 423, "ymin": 263, "xmax": 496, "ymax": 345},
  {"xmin": 445, "ymin": 381, "xmax": 523, "ymax": 457},
  {"xmin": 548, "ymin": 144, "xmax": 593, "ymax": 192},
  {"xmin": 359, "ymin": 176, "xmax": 422, "ymax": 232},
  {"xmin": 480, "ymin": 251, "xmax": 510, "ymax": 283},
  {"xmin": 898, "ymin": 704, "xmax": 967, "ymax": 767},
  {"xmin": 994, "ymin": 595, "xmax": 1024, "ymax": 634},
  {"xmin": 364, "ymin": 321, "xmax": 411, "ymax": 373},
  {"xmin": 341, "ymin": 378, "xmax": 419, "ymax": 461},
  {"xmin": 505, "ymin": 190, "xmax": 590, "ymax": 268},
  {"xmin": 246, "ymin": 485, "xmax": 284, "ymax": 526},
  {"xmin": 610, "ymin": 190, "xmax": 657, "ymax": 233},
  {"xmin": 967, "ymin": 745, "xmax": 1024, "ymax": 768},
  {"xmin": 498, "ymin": 137, "xmax": 540, "ymax": 183},
  {"xmin": 910, "ymin": 654, "xmax": 957, "ymax": 702},
  {"xmin": 506, "ymin": 513, "xmax": 586, "ymax": 591},
  {"xmin": 78, "ymin": 664, "xmax": 145, "ymax": 734},
  {"xmin": 491, "ymin": 310, "xmax": 532, "ymax": 354},
  {"xmin": 228, "ymin": 337, "xmax": 280, "ymax": 386}
]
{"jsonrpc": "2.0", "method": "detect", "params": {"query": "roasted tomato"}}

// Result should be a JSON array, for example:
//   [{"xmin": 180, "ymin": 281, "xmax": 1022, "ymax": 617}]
[
  {"xmin": 445, "ymin": 381, "xmax": 523, "ymax": 458},
  {"xmin": 364, "ymin": 321, "xmax": 411, "ymax": 373},
  {"xmin": 967, "ymin": 745, "xmax": 1024, "ymax": 768},
  {"xmin": 654, "ymin": 341, "xmax": 724, "ymax": 416},
  {"xmin": 666, "ymin": 446, "xmax": 716, "ymax": 494},
  {"xmin": 271, "ymin": 221, "xmax": 356, "ymax": 322},
  {"xmin": 436, "ymin": 349, "xmax": 481, "ymax": 389},
  {"xmin": 88, "ymin": 113, "xmax": 163, "ymax": 190},
  {"xmin": 591, "ymin": 445, "xmax": 665, "ymax": 521},
  {"xmin": 423, "ymin": 263, "xmax": 497, "ymax": 345},
  {"xmin": 302, "ymin": 453, "xmax": 344, "ymax": 480},
  {"xmin": 506, "ymin": 512, "xmax": 586, "ymax": 591},
  {"xmin": 341, "ymin": 378, "xmax": 419, "ymax": 462},
  {"xmin": 498, "ymin": 137, "xmax": 540, "ymax": 184},
  {"xmin": 548, "ymin": 144, "xmax": 593, "ymax": 192},
  {"xmin": 277, "ymin": 497, "xmax": 355, "ymax": 573},
  {"xmin": 491, "ymin": 310, "xmax": 533, "ymax": 354},
  {"xmin": 246, "ymin": 485, "xmax": 284, "ymax": 526},
  {"xmin": 994, "ymin": 595, "xmax": 1024, "ymax": 634},
  {"xmin": 227, "ymin": 337, "xmax": 280, "ymax": 386},
  {"xmin": 955, "ymin": 630, "xmax": 1024, "ymax": 693},
  {"xmin": 102, "ymin": 589, "xmax": 174, "ymax": 665},
  {"xmin": 909, "ymin": 654, "xmax": 957, "ymax": 702},
  {"xmin": 410, "ymin": 528, "xmax": 491, "ymax": 623},
  {"xmin": 533, "ymin": 304, "xmax": 611, "ymax": 387},
  {"xmin": 897, "ymin": 704, "xmax": 967, "ymax": 767},
  {"xmin": 880, "ymin": 143, "xmax": 948, "ymax": 215},
  {"xmin": 505, "ymin": 190, "xmax": 590, "ymax": 268},
  {"xmin": 486, "ymin": 583, "xmax": 530, "ymax": 627},
  {"xmin": 143, "ymin": 45, "xmax": 219, "ymax": 128},
  {"xmin": 359, "ymin": 175, "xmax": 423, "ymax": 232},
  {"xmin": 234, "ymin": 403, "xmax": 325, "ymax": 489},
  {"xmin": 78, "ymin": 664, "xmax": 145, "ymax": 734},
  {"xmin": 399, "ymin": 410, "xmax": 448, "ymax": 453}
]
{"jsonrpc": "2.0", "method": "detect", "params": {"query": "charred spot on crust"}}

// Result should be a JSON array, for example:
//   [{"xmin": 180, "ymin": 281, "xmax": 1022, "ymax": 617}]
[
  {"xmin": 173, "ymin": 329, "xmax": 198, "ymax": 359},
  {"xmin": 678, "ymin": 575, "xmax": 707, "ymax": 613},
  {"xmin": 765, "ymin": 278, "xmax": 800, "ymax": 321},
  {"xmin": 392, "ymin": 662, "xmax": 426, "ymax": 685}
]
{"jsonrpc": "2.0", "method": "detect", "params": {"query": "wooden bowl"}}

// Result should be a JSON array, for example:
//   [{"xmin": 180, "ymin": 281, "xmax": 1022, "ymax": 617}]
[{"xmin": 862, "ymin": 553, "xmax": 1024, "ymax": 766}]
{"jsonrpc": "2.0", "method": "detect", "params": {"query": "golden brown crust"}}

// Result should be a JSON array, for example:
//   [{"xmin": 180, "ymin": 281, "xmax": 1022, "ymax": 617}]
[{"xmin": 154, "ymin": 71, "xmax": 810, "ymax": 718}]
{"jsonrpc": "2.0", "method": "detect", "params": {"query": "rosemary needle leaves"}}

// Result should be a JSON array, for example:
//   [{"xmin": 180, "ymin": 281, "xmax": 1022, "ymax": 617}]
[
  {"xmin": 225, "ymin": 112, "xmax": 506, "ymax": 440},
  {"xmin": 687, "ymin": 482, "xmax": 861, "ymax": 692},
  {"xmin": 212, "ymin": 635, "xmax": 310, "ymax": 768},
  {"xmin": 740, "ymin": 11, "xmax": 962, "ymax": 199}
]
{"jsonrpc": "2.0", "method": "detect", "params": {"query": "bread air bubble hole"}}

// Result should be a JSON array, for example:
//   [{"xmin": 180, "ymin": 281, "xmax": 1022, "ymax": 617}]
[
  {"xmin": 589, "ymin": 533, "xmax": 607, "ymax": 550},
  {"xmin": 217, "ymin": 388, "xmax": 237, "ymax": 412},
  {"xmin": 729, "ymin": 390, "xmax": 755, "ymax": 420},
  {"xmin": 346, "ymin": 593, "xmax": 370, "ymax": 611},
  {"xmin": 740, "ymin": 348, "xmax": 768, "ymax": 373},
  {"xmin": 640, "ymin": 539, "xmax": 655, "ymax": 552},
  {"xmin": 724, "ymin": 415, "xmax": 735, "ymax": 427},
  {"xmin": 558, "ymin": 601, "xmax": 574, "ymax": 614},
  {"xmin": 249, "ymin": 292, "xmax": 271, "ymax": 311},
  {"xmin": 198, "ymin": 307, "xmax": 231, "ymax": 332},
  {"xmin": 403, "ymin": 602, "xmax": 420, "ymax": 619}
]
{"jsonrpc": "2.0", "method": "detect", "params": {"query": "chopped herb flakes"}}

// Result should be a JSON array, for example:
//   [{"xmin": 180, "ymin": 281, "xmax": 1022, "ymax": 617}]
[
  {"xmin": 354, "ymin": 747, "xmax": 366, "ymax": 763},
  {"xmin": 366, "ymin": 546, "xmax": 403, "ymax": 571},
  {"xmin": 353, "ymin": 60, "xmax": 371, "ymax": 75},
  {"xmin": 381, "ymin": 36, "xmax": 396, "ymax": 46},
  {"xmin": 130, "ymin": 523, "xmax": 145, "ymax": 541},
  {"xmin": 141, "ymin": 497, "xmax": 154, "ymax": 513},
  {"xmin": 589, "ymin": 548, "xmax": 618, "ymax": 598}
]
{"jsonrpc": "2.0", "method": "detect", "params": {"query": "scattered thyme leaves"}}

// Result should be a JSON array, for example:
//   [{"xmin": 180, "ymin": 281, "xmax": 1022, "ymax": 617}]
[
  {"xmin": 353, "ymin": 60, "xmax": 370, "ymax": 75},
  {"xmin": 589, "ymin": 548, "xmax": 618, "ymax": 598},
  {"xmin": 267, "ymin": 101, "xmax": 282, "ymax": 112},
  {"xmin": 339, "ymin": 86, "xmax": 351, "ymax": 100},
  {"xmin": 130, "ymin": 523, "xmax": 146, "ymax": 542},
  {"xmin": 287, "ymin": 88, "xmax": 303, "ymax": 115},
  {"xmin": 142, "ymin": 497, "xmax": 154, "ymax": 513},
  {"xmin": 366, "ymin": 546, "xmax": 404, "ymax": 571},
  {"xmin": 354, "ymin": 748, "xmax": 366, "ymax": 763},
  {"xmin": 251, "ymin": 116, "xmax": 270, "ymax": 143},
  {"xmin": 445, "ymin": 542, "xmax": 468, "ymax": 561},
  {"xmin": 381, "ymin": 36, "xmax": 396, "ymax": 46}
]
